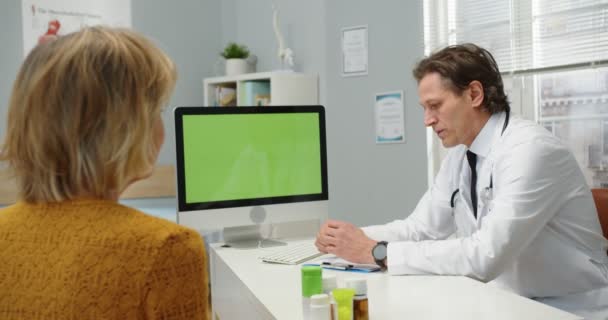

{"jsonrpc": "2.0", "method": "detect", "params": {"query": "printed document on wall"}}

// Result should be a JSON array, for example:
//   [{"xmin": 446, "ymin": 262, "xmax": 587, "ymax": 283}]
[
  {"xmin": 375, "ymin": 91, "xmax": 405, "ymax": 144},
  {"xmin": 22, "ymin": 0, "xmax": 131, "ymax": 57},
  {"xmin": 341, "ymin": 25, "xmax": 368, "ymax": 77}
]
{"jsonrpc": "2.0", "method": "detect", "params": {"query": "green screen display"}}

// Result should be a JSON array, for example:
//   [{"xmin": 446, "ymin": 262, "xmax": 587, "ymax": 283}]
[{"xmin": 182, "ymin": 113, "xmax": 322, "ymax": 204}]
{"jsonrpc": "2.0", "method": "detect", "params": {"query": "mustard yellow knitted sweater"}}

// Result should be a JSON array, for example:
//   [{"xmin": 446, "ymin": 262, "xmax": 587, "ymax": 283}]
[{"xmin": 0, "ymin": 199, "xmax": 209, "ymax": 320}]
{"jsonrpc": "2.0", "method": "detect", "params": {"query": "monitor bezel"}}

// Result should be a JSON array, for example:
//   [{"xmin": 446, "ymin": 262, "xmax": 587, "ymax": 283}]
[{"xmin": 174, "ymin": 105, "xmax": 329, "ymax": 212}]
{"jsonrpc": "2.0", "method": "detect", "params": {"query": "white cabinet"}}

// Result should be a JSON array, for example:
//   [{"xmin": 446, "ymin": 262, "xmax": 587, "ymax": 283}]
[{"xmin": 203, "ymin": 71, "xmax": 318, "ymax": 107}]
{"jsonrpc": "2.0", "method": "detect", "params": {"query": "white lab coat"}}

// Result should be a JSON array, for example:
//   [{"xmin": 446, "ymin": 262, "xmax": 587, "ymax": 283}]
[{"xmin": 363, "ymin": 111, "xmax": 608, "ymax": 301}]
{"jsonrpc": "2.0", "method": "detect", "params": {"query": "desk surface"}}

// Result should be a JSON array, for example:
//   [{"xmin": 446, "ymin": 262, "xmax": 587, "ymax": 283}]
[{"xmin": 211, "ymin": 239, "xmax": 581, "ymax": 320}]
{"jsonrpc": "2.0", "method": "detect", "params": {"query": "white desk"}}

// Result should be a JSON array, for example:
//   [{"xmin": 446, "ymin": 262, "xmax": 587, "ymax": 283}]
[{"xmin": 209, "ymin": 239, "xmax": 581, "ymax": 320}]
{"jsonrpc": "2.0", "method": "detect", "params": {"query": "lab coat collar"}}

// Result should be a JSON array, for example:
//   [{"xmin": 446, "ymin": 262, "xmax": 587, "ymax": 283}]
[{"xmin": 468, "ymin": 111, "xmax": 504, "ymax": 158}]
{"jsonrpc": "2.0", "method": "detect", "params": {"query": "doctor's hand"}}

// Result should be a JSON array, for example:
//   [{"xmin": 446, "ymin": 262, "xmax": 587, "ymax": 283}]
[{"xmin": 315, "ymin": 219, "xmax": 377, "ymax": 264}]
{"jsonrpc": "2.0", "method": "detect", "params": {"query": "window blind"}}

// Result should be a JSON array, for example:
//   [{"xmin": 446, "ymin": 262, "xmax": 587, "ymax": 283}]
[
  {"xmin": 423, "ymin": 0, "xmax": 608, "ymax": 188},
  {"xmin": 424, "ymin": 0, "xmax": 608, "ymax": 74}
]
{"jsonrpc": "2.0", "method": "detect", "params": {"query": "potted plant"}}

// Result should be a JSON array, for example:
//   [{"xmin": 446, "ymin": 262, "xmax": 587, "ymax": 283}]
[{"xmin": 221, "ymin": 42, "xmax": 251, "ymax": 76}]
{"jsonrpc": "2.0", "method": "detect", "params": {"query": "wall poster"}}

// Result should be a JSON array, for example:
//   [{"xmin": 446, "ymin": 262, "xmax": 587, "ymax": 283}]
[{"xmin": 22, "ymin": 0, "xmax": 131, "ymax": 56}]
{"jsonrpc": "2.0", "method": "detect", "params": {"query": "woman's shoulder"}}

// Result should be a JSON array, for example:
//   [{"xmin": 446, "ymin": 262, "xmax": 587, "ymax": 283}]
[
  {"xmin": 99, "ymin": 203, "xmax": 206, "ymax": 260},
  {"xmin": 9, "ymin": 199, "xmax": 201, "ymax": 247},
  {"xmin": 116, "ymin": 204, "xmax": 201, "ymax": 243},
  {"xmin": 1, "ymin": 199, "xmax": 203, "ymax": 249}
]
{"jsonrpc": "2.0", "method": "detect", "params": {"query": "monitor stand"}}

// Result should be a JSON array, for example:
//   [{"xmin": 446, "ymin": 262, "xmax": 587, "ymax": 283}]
[{"xmin": 222, "ymin": 225, "xmax": 287, "ymax": 249}]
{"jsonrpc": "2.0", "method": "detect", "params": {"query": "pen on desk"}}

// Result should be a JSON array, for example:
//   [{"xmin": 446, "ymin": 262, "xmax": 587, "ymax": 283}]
[
  {"xmin": 322, "ymin": 262, "xmax": 353, "ymax": 270},
  {"xmin": 321, "ymin": 262, "xmax": 343, "ymax": 270},
  {"xmin": 322, "ymin": 262, "xmax": 341, "ymax": 268}
]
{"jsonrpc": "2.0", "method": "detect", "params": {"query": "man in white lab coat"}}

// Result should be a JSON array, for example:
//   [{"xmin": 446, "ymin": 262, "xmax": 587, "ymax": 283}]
[{"xmin": 316, "ymin": 43, "xmax": 608, "ymax": 315}]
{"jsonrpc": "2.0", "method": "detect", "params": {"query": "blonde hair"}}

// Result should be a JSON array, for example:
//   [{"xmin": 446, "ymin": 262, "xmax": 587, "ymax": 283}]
[{"xmin": 1, "ymin": 26, "xmax": 177, "ymax": 203}]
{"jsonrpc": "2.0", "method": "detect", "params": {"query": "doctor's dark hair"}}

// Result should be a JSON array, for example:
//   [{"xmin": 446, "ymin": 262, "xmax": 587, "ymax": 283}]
[{"xmin": 413, "ymin": 43, "xmax": 509, "ymax": 114}]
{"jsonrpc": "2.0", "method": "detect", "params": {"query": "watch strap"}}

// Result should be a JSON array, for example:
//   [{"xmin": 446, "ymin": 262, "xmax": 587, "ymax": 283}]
[{"xmin": 373, "ymin": 241, "xmax": 388, "ymax": 269}]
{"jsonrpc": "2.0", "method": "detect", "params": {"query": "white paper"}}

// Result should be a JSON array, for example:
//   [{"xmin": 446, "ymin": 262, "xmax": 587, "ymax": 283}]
[
  {"xmin": 375, "ymin": 91, "xmax": 405, "ymax": 144},
  {"xmin": 22, "ymin": 0, "xmax": 131, "ymax": 57},
  {"xmin": 342, "ymin": 25, "xmax": 368, "ymax": 76}
]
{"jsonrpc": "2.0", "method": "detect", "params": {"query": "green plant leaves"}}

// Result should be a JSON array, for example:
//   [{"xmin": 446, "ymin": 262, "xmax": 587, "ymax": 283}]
[{"xmin": 221, "ymin": 42, "xmax": 250, "ymax": 59}]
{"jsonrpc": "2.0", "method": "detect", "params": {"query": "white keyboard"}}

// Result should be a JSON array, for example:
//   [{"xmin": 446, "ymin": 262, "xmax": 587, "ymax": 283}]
[{"xmin": 259, "ymin": 242, "xmax": 324, "ymax": 265}]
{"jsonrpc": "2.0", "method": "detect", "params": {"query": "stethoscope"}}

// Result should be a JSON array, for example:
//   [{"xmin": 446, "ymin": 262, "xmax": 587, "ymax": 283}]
[{"xmin": 450, "ymin": 109, "xmax": 510, "ymax": 209}]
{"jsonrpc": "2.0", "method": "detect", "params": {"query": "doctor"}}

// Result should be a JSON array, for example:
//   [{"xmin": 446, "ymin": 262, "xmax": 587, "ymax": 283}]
[{"xmin": 316, "ymin": 44, "xmax": 608, "ymax": 301}]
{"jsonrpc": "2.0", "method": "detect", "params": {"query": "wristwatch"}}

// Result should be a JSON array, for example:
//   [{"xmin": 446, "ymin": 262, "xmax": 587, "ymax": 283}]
[{"xmin": 372, "ymin": 241, "xmax": 388, "ymax": 269}]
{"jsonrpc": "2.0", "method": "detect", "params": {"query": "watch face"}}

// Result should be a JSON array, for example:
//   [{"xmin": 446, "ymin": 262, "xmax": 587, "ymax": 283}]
[{"xmin": 373, "ymin": 242, "xmax": 387, "ymax": 260}]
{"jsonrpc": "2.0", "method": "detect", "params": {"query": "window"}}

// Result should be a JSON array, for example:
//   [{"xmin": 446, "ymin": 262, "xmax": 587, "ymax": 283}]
[{"xmin": 424, "ymin": 0, "xmax": 608, "ymax": 188}]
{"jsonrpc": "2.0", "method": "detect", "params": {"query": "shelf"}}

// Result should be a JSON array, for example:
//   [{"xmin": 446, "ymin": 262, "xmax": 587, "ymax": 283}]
[{"xmin": 203, "ymin": 71, "xmax": 318, "ymax": 107}]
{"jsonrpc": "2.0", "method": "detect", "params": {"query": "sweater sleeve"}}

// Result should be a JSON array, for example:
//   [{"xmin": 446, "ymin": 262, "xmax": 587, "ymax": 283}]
[{"xmin": 143, "ymin": 229, "xmax": 210, "ymax": 320}]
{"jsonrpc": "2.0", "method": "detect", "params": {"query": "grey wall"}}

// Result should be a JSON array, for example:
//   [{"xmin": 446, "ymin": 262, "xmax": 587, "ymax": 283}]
[
  {"xmin": 0, "ymin": 1, "xmax": 221, "ymax": 166},
  {"xmin": 324, "ymin": 0, "xmax": 426, "ymax": 226},
  {"xmin": 1, "ymin": 0, "xmax": 427, "ymax": 227},
  {"xmin": 131, "ymin": 0, "xmax": 221, "ymax": 164},
  {"xmin": 0, "ymin": 1, "xmax": 23, "ymax": 151},
  {"xmin": 219, "ymin": 0, "xmax": 327, "ymax": 103},
  {"xmin": 222, "ymin": 0, "xmax": 427, "ymax": 226}
]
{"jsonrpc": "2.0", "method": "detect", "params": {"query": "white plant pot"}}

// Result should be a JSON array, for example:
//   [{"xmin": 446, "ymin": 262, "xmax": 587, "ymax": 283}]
[{"xmin": 225, "ymin": 59, "xmax": 248, "ymax": 76}]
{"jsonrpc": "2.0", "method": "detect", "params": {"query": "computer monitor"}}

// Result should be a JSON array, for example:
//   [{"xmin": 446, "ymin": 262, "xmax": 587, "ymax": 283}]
[{"xmin": 174, "ymin": 106, "xmax": 328, "ymax": 247}]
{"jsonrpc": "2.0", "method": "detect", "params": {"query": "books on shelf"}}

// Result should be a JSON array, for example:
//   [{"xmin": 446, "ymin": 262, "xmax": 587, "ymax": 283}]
[
  {"xmin": 254, "ymin": 94, "xmax": 271, "ymax": 106},
  {"xmin": 215, "ymin": 84, "xmax": 237, "ymax": 107},
  {"xmin": 240, "ymin": 81, "xmax": 271, "ymax": 106}
]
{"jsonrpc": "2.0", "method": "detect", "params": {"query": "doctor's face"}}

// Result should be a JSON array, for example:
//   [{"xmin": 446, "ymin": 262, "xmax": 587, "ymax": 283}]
[{"xmin": 418, "ymin": 72, "xmax": 477, "ymax": 148}]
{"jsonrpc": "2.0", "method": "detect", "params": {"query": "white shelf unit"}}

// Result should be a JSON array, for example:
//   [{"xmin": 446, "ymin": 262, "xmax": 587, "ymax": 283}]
[{"xmin": 203, "ymin": 71, "xmax": 318, "ymax": 106}]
